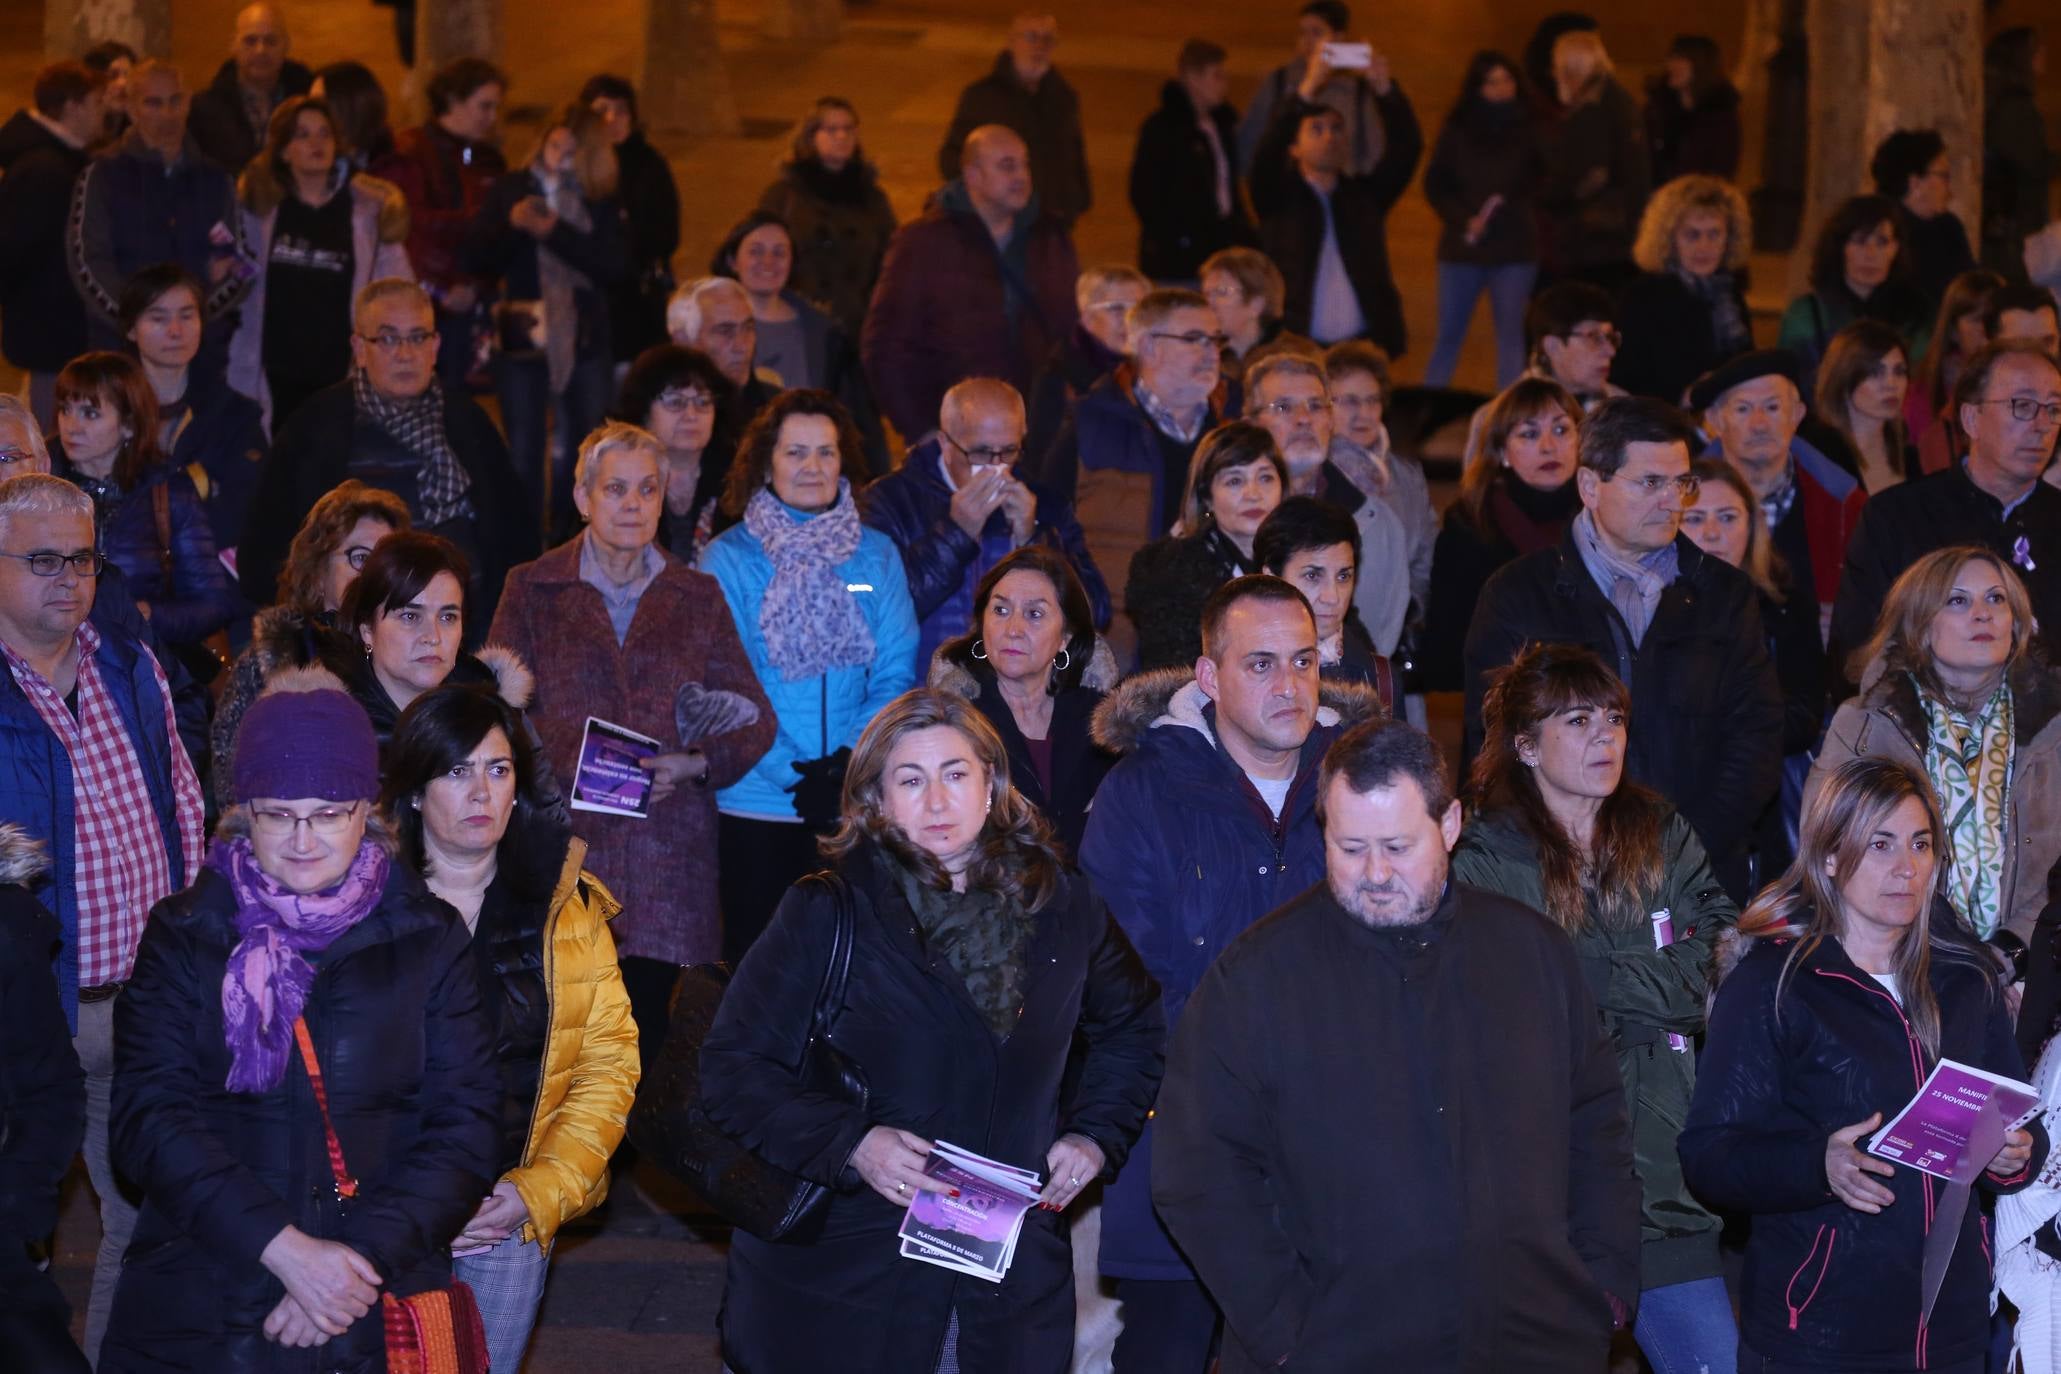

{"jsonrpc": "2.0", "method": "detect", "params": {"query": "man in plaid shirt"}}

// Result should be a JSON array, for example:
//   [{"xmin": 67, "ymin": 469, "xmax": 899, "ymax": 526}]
[{"xmin": 0, "ymin": 473, "xmax": 204, "ymax": 1362}]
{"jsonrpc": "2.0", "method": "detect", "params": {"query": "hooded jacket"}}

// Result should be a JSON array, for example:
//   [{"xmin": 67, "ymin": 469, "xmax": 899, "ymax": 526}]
[
  {"xmin": 861, "ymin": 182, "xmax": 1079, "ymax": 442},
  {"xmin": 1451, "ymin": 803, "xmax": 1736, "ymax": 1289},
  {"xmin": 1807, "ymin": 651, "xmax": 2061, "ymax": 944},
  {"xmin": 1681, "ymin": 933, "xmax": 2044, "ymax": 1372},
  {"xmin": 1079, "ymin": 668, "xmax": 1382, "ymax": 1279}
]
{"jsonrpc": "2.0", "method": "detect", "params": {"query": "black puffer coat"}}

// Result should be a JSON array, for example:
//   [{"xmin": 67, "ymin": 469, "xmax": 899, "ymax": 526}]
[
  {"xmin": 700, "ymin": 842, "xmax": 1165, "ymax": 1374},
  {"xmin": 102, "ymin": 854, "xmax": 498, "ymax": 1373}
]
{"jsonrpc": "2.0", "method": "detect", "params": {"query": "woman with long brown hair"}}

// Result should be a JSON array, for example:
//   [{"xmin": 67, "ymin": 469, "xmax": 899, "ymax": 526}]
[
  {"xmin": 1908, "ymin": 268, "xmax": 2006, "ymax": 474},
  {"xmin": 1682, "ymin": 756, "xmax": 2039, "ymax": 1372},
  {"xmin": 1421, "ymin": 376, "xmax": 1581, "ymax": 690},
  {"xmin": 1812, "ymin": 320, "xmax": 1917, "ymax": 494},
  {"xmin": 1451, "ymin": 641, "xmax": 1738, "ymax": 1371},
  {"xmin": 699, "ymin": 687, "xmax": 1163, "ymax": 1373}
]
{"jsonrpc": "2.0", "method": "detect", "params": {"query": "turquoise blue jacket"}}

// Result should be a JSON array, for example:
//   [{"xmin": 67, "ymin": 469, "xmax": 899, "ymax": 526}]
[{"xmin": 701, "ymin": 507, "xmax": 919, "ymax": 819}]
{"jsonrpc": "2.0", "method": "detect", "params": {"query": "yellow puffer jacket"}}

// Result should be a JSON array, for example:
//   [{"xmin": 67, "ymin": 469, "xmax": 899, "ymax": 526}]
[{"xmin": 506, "ymin": 837, "xmax": 640, "ymax": 1246}]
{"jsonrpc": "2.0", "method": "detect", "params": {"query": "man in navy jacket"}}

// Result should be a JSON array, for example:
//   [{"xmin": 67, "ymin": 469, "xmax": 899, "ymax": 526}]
[{"xmin": 858, "ymin": 377, "xmax": 1108, "ymax": 669}]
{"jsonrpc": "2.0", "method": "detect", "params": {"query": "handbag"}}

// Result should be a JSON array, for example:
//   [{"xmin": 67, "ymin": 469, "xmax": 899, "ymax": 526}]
[
  {"xmin": 291, "ymin": 1018, "xmax": 490, "ymax": 1374},
  {"xmin": 627, "ymin": 871, "xmax": 865, "ymax": 1241}
]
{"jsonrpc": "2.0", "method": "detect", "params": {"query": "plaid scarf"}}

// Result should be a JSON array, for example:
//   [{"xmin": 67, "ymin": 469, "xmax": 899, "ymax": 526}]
[
  {"xmin": 352, "ymin": 369, "xmax": 475, "ymax": 527},
  {"xmin": 1918, "ymin": 676, "xmax": 2015, "ymax": 939}
]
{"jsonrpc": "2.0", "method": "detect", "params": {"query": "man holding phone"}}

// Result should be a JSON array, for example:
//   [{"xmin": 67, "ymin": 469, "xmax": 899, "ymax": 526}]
[{"xmin": 1235, "ymin": 1, "xmax": 1390, "ymax": 177}]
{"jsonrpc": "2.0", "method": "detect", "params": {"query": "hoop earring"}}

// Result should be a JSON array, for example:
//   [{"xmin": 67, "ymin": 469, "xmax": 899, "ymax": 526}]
[
  {"xmin": 971, "ymin": 639, "xmax": 988, "ymax": 660},
  {"xmin": 1052, "ymin": 648, "xmax": 1071, "ymax": 672}
]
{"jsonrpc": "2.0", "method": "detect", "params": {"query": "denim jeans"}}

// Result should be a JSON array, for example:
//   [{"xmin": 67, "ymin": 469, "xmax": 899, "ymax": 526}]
[
  {"xmin": 1423, "ymin": 259, "xmax": 1538, "ymax": 389},
  {"xmin": 74, "ymin": 995, "xmax": 139, "ymax": 1367},
  {"xmin": 453, "ymin": 1230, "xmax": 552, "ymax": 1374},
  {"xmin": 495, "ymin": 353, "xmax": 613, "ymax": 544},
  {"xmin": 1632, "ymin": 1276, "xmax": 1738, "ymax": 1374}
]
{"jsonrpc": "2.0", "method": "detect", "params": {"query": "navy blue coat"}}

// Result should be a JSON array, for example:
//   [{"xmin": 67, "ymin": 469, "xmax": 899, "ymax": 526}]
[
  {"xmin": 1077, "ymin": 668, "xmax": 1381, "ymax": 1279},
  {"xmin": 1681, "ymin": 933, "xmax": 2045, "ymax": 1372},
  {"xmin": 52, "ymin": 448, "xmax": 239, "ymax": 646},
  {"xmin": 169, "ymin": 368, "xmax": 268, "ymax": 556},
  {"xmin": 858, "ymin": 440, "xmax": 1111, "ymax": 669},
  {"xmin": 0, "ymin": 620, "xmax": 191, "ymax": 1031},
  {"xmin": 103, "ymin": 860, "xmax": 498, "ymax": 1374}
]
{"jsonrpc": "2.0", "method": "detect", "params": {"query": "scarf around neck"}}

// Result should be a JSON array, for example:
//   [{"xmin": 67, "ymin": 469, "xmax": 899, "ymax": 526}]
[
  {"xmin": 1573, "ymin": 509, "xmax": 1678, "ymax": 648},
  {"xmin": 352, "ymin": 369, "xmax": 473, "ymax": 526},
  {"xmin": 1917, "ymin": 675, "xmax": 2015, "ymax": 939},
  {"xmin": 215, "ymin": 835, "xmax": 391, "ymax": 1093},
  {"xmin": 744, "ymin": 480, "xmax": 876, "ymax": 680},
  {"xmin": 895, "ymin": 862, "xmax": 1037, "ymax": 1038}
]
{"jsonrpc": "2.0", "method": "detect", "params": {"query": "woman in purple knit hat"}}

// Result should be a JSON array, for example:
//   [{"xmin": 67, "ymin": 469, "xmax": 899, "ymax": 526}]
[{"xmin": 101, "ymin": 665, "xmax": 500, "ymax": 1372}]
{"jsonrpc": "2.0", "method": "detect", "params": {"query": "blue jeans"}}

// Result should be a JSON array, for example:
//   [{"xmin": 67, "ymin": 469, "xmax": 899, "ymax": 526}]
[
  {"xmin": 1423, "ymin": 260, "xmax": 1538, "ymax": 388},
  {"xmin": 494, "ymin": 352, "xmax": 612, "ymax": 543},
  {"xmin": 1635, "ymin": 1276, "xmax": 1739, "ymax": 1374},
  {"xmin": 453, "ymin": 1230, "xmax": 552, "ymax": 1373}
]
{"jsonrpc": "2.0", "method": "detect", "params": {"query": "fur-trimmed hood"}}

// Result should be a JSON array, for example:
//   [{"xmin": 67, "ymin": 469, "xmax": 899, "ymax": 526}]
[
  {"xmin": 1852, "ymin": 647, "xmax": 2061, "ymax": 753},
  {"xmin": 0, "ymin": 823, "xmax": 47, "ymax": 887},
  {"xmin": 1089, "ymin": 668, "xmax": 1385, "ymax": 755},
  {"xmin": 926, "ymin": 637, "xmax": 1121, "ymax": 699},
  {"xmin": 473, "ymin": 644, "xmax": 535, "ymax": 711},
  {"xmin": 253, "ymin": 608, "xmax": 534, "ymax": 713}
]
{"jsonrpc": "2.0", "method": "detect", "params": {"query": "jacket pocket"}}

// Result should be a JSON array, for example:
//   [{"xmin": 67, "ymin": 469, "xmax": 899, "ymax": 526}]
[{"xmin": 1783, "ymin": 1223, "xmax": 1836, "ymax": 1331}]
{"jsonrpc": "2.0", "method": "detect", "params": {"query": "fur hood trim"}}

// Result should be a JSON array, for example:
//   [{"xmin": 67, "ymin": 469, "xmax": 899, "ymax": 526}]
[
  {"xmin": 474, "ymin": 644, "xmax": 535, "ymax": 711},
  {"xmin": 0, "ymin": 824, "xmax": 48, "ymax": 886},
  {"xmin": 926, "ymin": 636, "xmax": 1121, "ymax": 699},
  {"xmin": 1090, "ymin": 669, "xmax": 1384, "ymax": 755},
  {"xmin": 259, "ymin": 662, "xmax": 352, "ymax": 698}
]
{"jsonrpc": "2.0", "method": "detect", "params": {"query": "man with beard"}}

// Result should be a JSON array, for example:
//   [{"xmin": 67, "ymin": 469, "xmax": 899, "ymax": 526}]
[
  {"xmin": 1152, "ymin": 716, "xmax": 1641, "ymax": 1373},
  {"xmin": 1080, "ymin": 573, "xmax": 1383, "ymax": 1371}
]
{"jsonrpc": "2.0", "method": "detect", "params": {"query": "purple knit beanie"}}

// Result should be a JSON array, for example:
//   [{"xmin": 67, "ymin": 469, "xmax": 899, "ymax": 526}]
[{"xmin": 232, "ymin": 665, "xmax": 381, "ymax": 804}]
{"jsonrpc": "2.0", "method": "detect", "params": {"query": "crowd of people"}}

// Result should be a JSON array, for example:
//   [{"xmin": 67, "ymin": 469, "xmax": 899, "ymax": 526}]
[{"xmin": 1, "ymin": 2, "xmax": 2060, "ymax": 1373}]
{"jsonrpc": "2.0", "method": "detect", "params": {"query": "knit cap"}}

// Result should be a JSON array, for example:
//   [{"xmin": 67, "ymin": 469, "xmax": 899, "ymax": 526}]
[{"xmin": 232, "ymin": 665, "xmax": 380, "ymax": 804}]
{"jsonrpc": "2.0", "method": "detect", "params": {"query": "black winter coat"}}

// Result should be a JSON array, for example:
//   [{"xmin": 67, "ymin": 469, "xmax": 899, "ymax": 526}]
[
  {"xmin": 699, "ymin": 843, "xmax": 1165, "ymax": 1374},
  {"xmin": 0, "ymin": 110, "xmax": 90, "ymax": 372},
  {"xmin": 1419, "ymin": 475, "xmax": 1580, "ymax": 692},
  {"xmin": 1643, "ymin": 80, "xmax": 1742, "ymax": 184},
  {"xmin": 1463, "ymin": 530, "xmax": 1784, "ymax": 897},
  {"xmin": 1250, "ymin": 86, "xmax": 1424, "ymax": 355},
  {"xmin": 757, "ymin": 160, "xmax": 898, "ymax": 341},
  {"xmin": 1682, "ymin": 934, "xmax": 2045, "ymax": 1371},
  {"xmin": 0, "ymin": 828, "xmax": 84, "ymax": 1320},
  {"xmin": 1125, "ymin": 527, "xmax": 1254, "ymax": 674},
  {"xmin": 1421, "ymin": 102, "xmax": 1545, "ymax": 265},
  {"xmin": 466, "ymin": 169, "xmax": 628, "ymax": 371},
  {"xmin": 239, "ymin": 378, "xmax": 538, "ymax": 627},
  {"xmin": 604, "ymin": 131, "xmax": 681, "ymax": 363},
  {"xmin": 1612, "ymin": 269, "xmax": 1754, "ymax": 405},
  {"xmin": 1542, "ymin": 81, "xmax": 1650, "ymax": 273},
  {"xmin": 1127, "ymin": 82, "xmax": 1257, "ymax": 281},
  {"xmin": 1152, "ymin": 880, "xmax": 1642, "ymax": 1373},
  {"xmin": 186, "ymin": 58, "xmax": 314, "ymax": 174},
  {"xmin": 929, "ymin": 650, "xmax": 1113, "ymax": 860},
  {"xmin": 101, "ymin": 859, "xmax": 499, "ymax": 1374},
  {"xmin": 938, "ymin": 54, "xmax": 1092, "ymax": 228}
]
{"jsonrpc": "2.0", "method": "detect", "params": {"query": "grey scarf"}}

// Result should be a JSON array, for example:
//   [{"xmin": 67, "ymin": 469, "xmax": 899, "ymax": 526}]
[{"xmin": 1573, "ymin": 509, "xmax": 1677, "ymax": 647}]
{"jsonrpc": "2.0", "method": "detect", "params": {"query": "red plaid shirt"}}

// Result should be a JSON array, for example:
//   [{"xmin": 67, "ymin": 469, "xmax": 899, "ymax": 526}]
[{"xmin": 2, "ymin": 623, "xmax": 205, "ymax": 986}]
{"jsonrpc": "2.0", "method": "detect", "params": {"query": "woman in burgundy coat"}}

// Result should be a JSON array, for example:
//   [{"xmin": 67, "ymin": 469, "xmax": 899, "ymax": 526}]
[{"xmin": 489, "ymin": 421, "xmax": 775, "ymax": 1071}]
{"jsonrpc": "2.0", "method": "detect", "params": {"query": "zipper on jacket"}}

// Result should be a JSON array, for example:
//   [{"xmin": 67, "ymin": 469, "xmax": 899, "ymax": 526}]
[{"xmin": 1784, "ymin": 1224, "xmax": 1835, "ymax": 1329}]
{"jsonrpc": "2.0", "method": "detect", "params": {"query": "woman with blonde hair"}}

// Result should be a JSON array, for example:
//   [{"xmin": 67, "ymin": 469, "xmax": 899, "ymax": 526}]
[
  {"xmin": 1682, "ymin": 755, "xmax": 2039, "ymax": 1372},
  {"xmin": 1614, "ymin": 174, "xmax": 1754, "ymax": 404},
  {"xmin": 1421, "ymin": 377, "xmax": 1581, "ymax": 690},
  {"xmin": 1200, "ymin": 246, "xmax": 1296, "ymax": 380},
  {"xmin": 1810, "ymin": 545, "xmax": 2061, "ymax": 949},
  {"xmin": 1540, "ymin": 29, "xmax": 1649, "ymax": 290},
  {"xmin": 470, "ymin": 100, "xmax": 627, "ymax": 541},
  {"xmin": 1811, "ymin": 320, "xmax": 1917, "ymax": 493},
  {"xmin": 1454, "ymin": 642, "xmax": 1738, "ymax": 1371},
  {"xmin": 699, "ymin": 686, "xmax": 1163, "ymax": 1373},
  {"xmin": 1123, "ymin": 420, "xmax": 1287, "ymax": 672}
]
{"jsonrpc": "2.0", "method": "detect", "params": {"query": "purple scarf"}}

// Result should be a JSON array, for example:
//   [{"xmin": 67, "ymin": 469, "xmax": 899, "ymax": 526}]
[{"xmin": 214, "ymin": 837, "xmax": 391, "ymax": 1093}]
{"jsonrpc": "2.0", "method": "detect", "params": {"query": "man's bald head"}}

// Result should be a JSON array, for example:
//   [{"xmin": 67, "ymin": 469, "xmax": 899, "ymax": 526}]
[
  {"xmin": 234, "ymin": 3, "xmax": 290, "ymax": 90},
  {"xmin": 937, "ymin": 379, "xmax": 1028, "ymax": 483},
  {"xmin": 962, "ymin": 124, "xmax": 1033, "ymax": 221},
  {"xmin": 941, "ymin": 378, "xmax": 1027, "ymax": 436}
]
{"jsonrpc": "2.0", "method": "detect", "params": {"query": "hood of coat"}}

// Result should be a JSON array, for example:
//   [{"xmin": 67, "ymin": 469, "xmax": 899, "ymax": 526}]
[
  {"xmin": 356, "ymin": 172, "xmax": 411, "ymax": 244},
  {"xmin": 0, "ymin": 823, "xmax": 48, "ymax": 887},
  {"xmin": 1853, "ymin": 648, "xmax": 2061, "ymax": 754},
  {"xmin": 1089, "ymin": 667, "xmax": 1382, "ymax": 755},
  {"xmin": 473, "ymin": 643, "xmax": 535, "ymax": 711},
  {"xmin": 252, "ymin": 604, "xmax": 356, "ymax": 679},
  {"xmin": 928, "ymin": 637, "xmax": 1121, "ymax": 699}
]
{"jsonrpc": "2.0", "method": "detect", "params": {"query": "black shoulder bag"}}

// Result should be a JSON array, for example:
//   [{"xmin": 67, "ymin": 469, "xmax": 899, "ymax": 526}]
[{"xmin": 628, "ymin": 871, "xmax": 865, "ymax": 1241}]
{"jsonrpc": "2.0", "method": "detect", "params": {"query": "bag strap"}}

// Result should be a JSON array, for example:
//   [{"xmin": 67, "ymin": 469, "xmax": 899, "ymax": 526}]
[
  {"xmin": 799, "ymin": 873, "xmax": 857, "ymax": 1046},
  {"xmin": 293, "ymin": 1016, "xmax": 360, "ymax": 1200},
  {"xmin": 150, "ymin": 481, "xmax": 175, "ymax": 586}
]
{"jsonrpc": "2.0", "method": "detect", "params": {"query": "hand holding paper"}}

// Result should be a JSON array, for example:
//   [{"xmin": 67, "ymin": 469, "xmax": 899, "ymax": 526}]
[
  {"xmin": 1988, "ymin": 1127, "xmax": 2036, "ymax": 1178},
  {"xmin": 1827, "ymin": 1113, "xmax": 1896, "ymax": 1213}
]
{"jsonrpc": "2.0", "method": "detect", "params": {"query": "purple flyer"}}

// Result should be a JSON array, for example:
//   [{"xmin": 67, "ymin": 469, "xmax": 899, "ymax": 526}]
[
  {"xmin": 570, "ymin": 716, "xmax": 661, "ymax": 818},
  {"xmin": 1868, "ymin": 1058, "xmax": 2040, "ymax": 1184}
]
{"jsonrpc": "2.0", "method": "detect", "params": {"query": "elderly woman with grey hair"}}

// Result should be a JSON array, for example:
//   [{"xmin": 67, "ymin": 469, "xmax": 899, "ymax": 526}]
[{"xmin": 489, "ymin": 420, "xmax": 776, "ymax": 1083}]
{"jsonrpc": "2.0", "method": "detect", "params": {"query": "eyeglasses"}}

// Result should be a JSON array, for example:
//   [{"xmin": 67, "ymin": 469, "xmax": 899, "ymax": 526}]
[
  {"xmin": 1605, "ymin": 472, "xmax": 1700, "ymax": 499},
  {"xmin": 0, "ymin": 551, "xmax": 106, "ymax": 577},
  {"xmin": 1151, "ymin": 330, "xmax": 1231, "ymax": 350},
  {"xmin": 357, "ymin": 329, "xmax": 438, "ymax": 352},
  {"xmin": 1974, "ymin": 397, "xmax": 2061, "ymax": 425},
  {"xmin": 249, "ymin": 801, "xmax": 363, "ymax": 837},
  {"xmin": 1567, "ymin": 326, "xmax": 1621, "ymax": 349},
  {"xmin": 1257, "ymin": 397, "xmax": 1334, "ymax": 418},
  {"xmin": 657, "ymin": 389, "xmax": 717, "ymax": 415},
  {"xmin": 339, "ymin": 544, "xmax": 375, "ymax": 571},
  {"xmin": 942, "ymin": 432, "xmax": 1024, "ymax": 466}
]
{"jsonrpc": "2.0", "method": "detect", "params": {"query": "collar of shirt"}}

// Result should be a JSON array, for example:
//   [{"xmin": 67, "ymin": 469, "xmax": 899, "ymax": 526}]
[
  {"xmin": 0, "ymin": 618, "xmax": 94, "ymax": 692},
  {"xmin": 1958, "ymin": 458, "xmax": 2041, "ymax": 520},
  {"xmin": 578, "ymin": 533, "xmax": 664, "ymax": 603},
  {"xmin": 1134, "ymin": 379, "xmax": 1209, "ymax": 443},
  {"xmin": 1760, "ymin": 459, "xmax": 1799, "ymax": 530}
]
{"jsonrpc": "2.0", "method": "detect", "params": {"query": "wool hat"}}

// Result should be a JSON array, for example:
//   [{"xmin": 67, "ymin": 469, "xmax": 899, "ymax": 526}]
[
  {"xmin": 1687, "ymin": 349, "xmax": 1806, "ymax": 414},
  {"xmin": 232, "ymin": 665, "xmax": 380, "ymax": 805}
]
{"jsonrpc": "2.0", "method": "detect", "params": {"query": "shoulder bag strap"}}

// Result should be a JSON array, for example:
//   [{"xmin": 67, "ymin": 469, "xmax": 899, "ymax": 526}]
[
  {"xmin": 803, "ymin": 873, "xmax": 857, "ymax": 1044},
  {"xmin": 150, "ymin": 480, "xmax": 175, "ymax": 586},
  {"xmin": 293, "ymin": 1016, "xmax": 360, "ymax": 1200}
]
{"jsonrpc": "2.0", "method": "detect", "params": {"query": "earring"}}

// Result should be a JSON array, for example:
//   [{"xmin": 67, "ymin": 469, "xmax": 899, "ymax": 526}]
[
  {"xmin": 1052, "ymin": 648, "xmax": 1071, "ymax": 672},
  {"xmin": 971, "ymin": 639, "xmax": 988, "ymax": 660}
]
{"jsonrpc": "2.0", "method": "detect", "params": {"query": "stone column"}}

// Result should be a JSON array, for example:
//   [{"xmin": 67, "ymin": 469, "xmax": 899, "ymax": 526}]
[
  {"xmin": 44, "ymin": 0, "xmax": 171, "ymax": 60},
  {"xmin": 416, "ymin": 0, "xmax": 504, "ymax": 78},
  {"xmin": 641, "ymin": 0, "xmax": 740, "ymax": 137}
]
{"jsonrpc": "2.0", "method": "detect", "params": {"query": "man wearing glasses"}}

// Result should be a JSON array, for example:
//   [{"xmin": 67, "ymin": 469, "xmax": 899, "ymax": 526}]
[
  {"xmin": 860, "ymin": 376, "xmax": 1108, "ymax": 667},
  {"xmin": 1836, "ymin": 341, "xmax": 2061, "ymax": 673},
  {"xmin": 0, "ymin": 472, "xmax": 205, "ymax": 1363},
  {"xmin": 237, "ymin": 278, "xmax": 533, "ymax": 630},
  {"xmin": 1466, "ymin": 397, "xmax": 1783, "ymax": 900}
]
